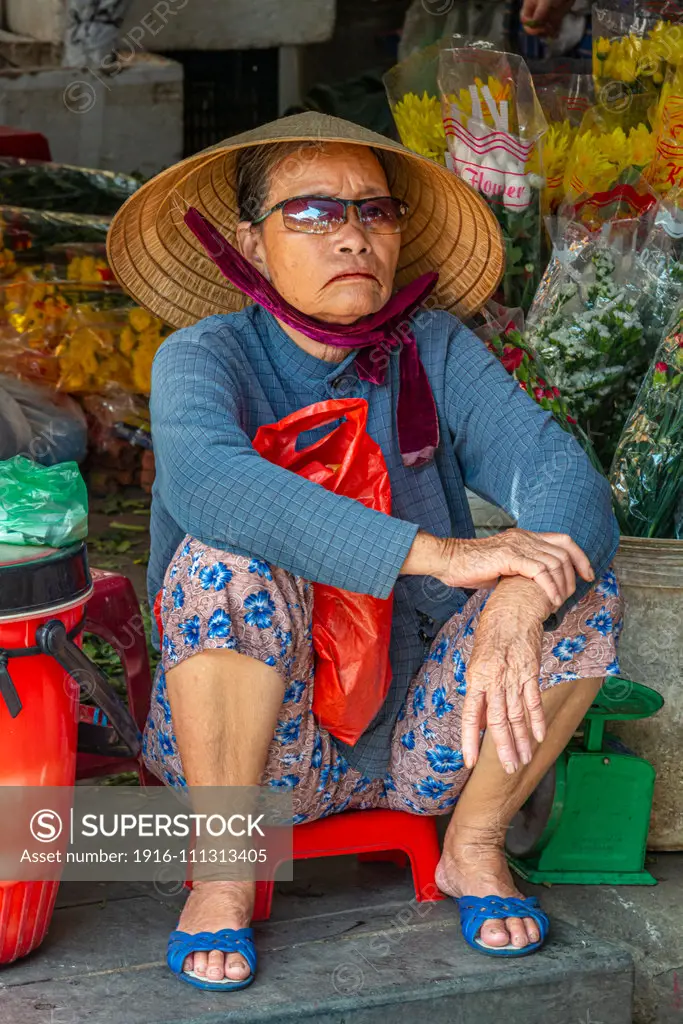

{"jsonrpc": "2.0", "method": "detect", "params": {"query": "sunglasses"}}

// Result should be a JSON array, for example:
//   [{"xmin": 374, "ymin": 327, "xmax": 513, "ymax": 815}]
[{"xmin": 251, "ymin": 195, "xmax": 409, "ymax": 235}]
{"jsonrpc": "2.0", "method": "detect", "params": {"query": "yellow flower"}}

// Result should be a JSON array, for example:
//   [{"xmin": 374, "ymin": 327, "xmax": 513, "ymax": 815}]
[
  {"xmin": 131, "ymin": 343, "xmax": 156, "ymax": 394},
  {"xmin": 128, "ymin": 306, "xmax": 153, "ymax": 333},
  {"xmin": 98, "ymin": 351, "xmax": 133, "ymax": 390},
  {"xmin": 542, "ymin": 122, "xmax": 574, "ymax": 177},
  {"xmin": 67, "ymin": 253, "xmax": 110, "ymax": 284},
  {"xmin": 649, "ymin": 20, "xmax": 683, "ymax": 67},
  {"xmin": 595, "ymin": 37, "xmax": 611, "ymax": 62},
  {"xmin": 0, "ymin": 248, "xmax": 17, "ymax": 277},
  {"xmin": 598, "ymin": 126, "xmax": 631, "ymax": 172},
  {"xmin": 629, "ymin": 123, "xmax": 655, "ymax": 167},
  {"xmin": 611, "ymin": 41, "xmax": 640, "ymax": 84},
  {"xmin": 137, "ymin": 325, "xmax": 163, "ymax": 349},
  {"xmin": 542, "ymin": 120, "xmax": 577, "ymax": 210},
  {"xmin": 120, "ymin": 325, "xmax": 137, "ymax": 355},
  {"xmin": 392, "ymin": 92, "xmax": 447, "ymax": 163},
  {"xmin": 564, "ymin": 130, "xmax": 620, "ymax": 198}
]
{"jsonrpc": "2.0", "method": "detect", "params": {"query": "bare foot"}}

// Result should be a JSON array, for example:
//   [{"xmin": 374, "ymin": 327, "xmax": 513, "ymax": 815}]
[
  {"xmin": 435, "ymin": 833, "xmax": 541, "ymax": 950},
  {"xmin": 176, "ymin": 880, "xmax": 254, "ymax": 983}
]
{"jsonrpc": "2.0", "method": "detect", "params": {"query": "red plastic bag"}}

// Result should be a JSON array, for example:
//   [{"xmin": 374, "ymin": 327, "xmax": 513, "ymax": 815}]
[{"xmin": 253, "ymin": 399, "xmax": 393, "ymax": 745}]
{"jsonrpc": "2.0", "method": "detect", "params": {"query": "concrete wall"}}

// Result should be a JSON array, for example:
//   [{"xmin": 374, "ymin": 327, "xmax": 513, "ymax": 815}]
[
  {"xmin": 5, "ymin": 0, "xmax": 336, "ymax": 52},
  {"xmin": 4, "ymin": 0, "xmax": 66, "ymax": 42},
  {"xmin": 0, "ymin": 54, "xmax": 182, "ymax": 176}
]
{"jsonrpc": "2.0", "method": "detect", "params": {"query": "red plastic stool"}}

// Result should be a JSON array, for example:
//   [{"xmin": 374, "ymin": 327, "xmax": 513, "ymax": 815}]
[
  {"xmin": 252, "ymin": 808, "xmax": 445, "ymax": 921},
  {"xmin": 76, "ymin": 568, "xmax": 157, "ymax": 786}
]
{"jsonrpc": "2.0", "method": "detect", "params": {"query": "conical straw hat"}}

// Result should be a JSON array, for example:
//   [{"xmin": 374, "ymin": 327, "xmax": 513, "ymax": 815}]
[{"xmin": 107, "ymin": 111, "xmax": 504, "ymax": 328}]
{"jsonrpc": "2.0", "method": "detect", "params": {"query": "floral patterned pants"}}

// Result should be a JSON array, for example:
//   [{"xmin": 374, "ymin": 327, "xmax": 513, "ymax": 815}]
[{"xmin": 142, "ymin": 537, "xmax": 623, "ymax": 823}]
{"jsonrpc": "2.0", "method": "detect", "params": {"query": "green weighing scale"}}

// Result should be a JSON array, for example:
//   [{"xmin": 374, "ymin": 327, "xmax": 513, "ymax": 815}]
[{"xmin": 506, "ymin": 677, "xmax": 664, "ymax": 885}]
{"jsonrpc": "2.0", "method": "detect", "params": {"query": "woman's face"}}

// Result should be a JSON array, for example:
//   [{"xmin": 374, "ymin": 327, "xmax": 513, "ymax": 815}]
[{"xmin": 237, "ymin": 143, "xmax": 401, "ymax": 324}]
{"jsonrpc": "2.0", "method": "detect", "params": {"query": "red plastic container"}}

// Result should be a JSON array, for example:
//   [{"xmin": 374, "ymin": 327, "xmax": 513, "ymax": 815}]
[{"xmin": 0, "ymin": 542, "xmax": 141, "ymax": 964}]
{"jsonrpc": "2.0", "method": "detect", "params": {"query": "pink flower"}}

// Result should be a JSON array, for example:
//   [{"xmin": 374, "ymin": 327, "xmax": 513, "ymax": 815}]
[{"xmin": 655, "ymin": 361, "xmax": 668, "ymax": 373}]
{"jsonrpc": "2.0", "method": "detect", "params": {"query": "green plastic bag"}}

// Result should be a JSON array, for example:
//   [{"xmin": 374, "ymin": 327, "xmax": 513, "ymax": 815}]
[{"xmin": 0, "ymin": 456, "xmax": 88, "ymax": 547}]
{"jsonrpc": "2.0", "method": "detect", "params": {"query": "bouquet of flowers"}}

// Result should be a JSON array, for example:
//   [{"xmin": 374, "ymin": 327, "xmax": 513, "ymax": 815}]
[
  {"xmin": 610, "ymin": 309, "xmax": 683, "ymax": 537},
  {"xmin": 562, "ymin": 109, "xmax": 656, "ymax": 202},
  {"xmin": 592, "ymin": 3, "xmax": 683, "ymax": 129},
  {"xmin": 0, "ymin": 279, "xmax": 169, "ymax": 395},
  {"xmin": 438, "ymin": 49, "xmax": 547, "ymax": 310},
  {"xmin": 474, "ymin": 300, "xmax": 603, "ymax": 470},
  {"xmin": 534, "ymin": 72, "xmax": 593, "ymax": 214},
  {"xmin": 384, "ymin": 42, "xmax": 448, "ymax": 165},
  {"xmin": 524, "ymin": 182, "xmax": 683, "ymax": 469}
]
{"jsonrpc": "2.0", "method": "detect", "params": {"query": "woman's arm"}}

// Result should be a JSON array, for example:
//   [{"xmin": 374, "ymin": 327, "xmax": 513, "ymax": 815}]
[
  {"xmin": 151, "ymin": 327, "xmax": 418, "ymax": 599},
  {"xmin": 442, "ymin": 320, "xmax": 620, "ymax": 626}
]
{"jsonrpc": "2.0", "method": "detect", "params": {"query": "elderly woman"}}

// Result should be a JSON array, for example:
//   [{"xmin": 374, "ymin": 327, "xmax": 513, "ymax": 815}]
[{"xmin": 108, "ymin": 113, "xmax": 621, "ymax": 991}]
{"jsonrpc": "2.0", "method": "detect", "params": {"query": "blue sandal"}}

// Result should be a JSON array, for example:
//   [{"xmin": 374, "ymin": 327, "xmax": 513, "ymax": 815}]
[
  {"xmin": 167, "ymin": 927, "xmax": 257, "ymax": 991},
  {"xmin": 455, "ymin": 895, "xmax": 550, "ymax": 957}
]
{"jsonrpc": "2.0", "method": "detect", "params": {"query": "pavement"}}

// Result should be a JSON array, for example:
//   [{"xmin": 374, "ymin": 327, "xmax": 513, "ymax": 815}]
[
  {"xmin": 0, "ymin": 855, "xmax": 636, "ymax": 1024},
  {"xmin": 526, "ymin": 851, "xmax": 683, "ymax": 1024}
]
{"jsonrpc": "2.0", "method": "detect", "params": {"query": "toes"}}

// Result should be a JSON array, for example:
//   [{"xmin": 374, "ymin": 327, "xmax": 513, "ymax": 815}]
[
  {"xmin": 506, "ymin": 917, "xmax": 529, "ymax": 948},
  {"xmin": 225, "ymin": 954, "xmax": 251, "ymax": 980},
  {"xmin": 192, "ymin": 951, "xmax": 208, "ymax": 976},
  {"xmin": 480, "ymin": 918, "xmax": 510, "ymax": 947},
  {"xmin": 182, "ymin": 950, "xmax": 251, "ymax": 982},
  {"xmin": 206, "ymin": 949, "xmax": 225, "ymax": 980},
  {"xmin": 480, "ymin": 916, "xmax": 532, "ymax": 949}
]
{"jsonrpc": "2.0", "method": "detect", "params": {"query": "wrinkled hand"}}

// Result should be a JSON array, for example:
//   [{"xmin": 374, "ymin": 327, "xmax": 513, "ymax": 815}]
[
  {"xmin": 461, "ymin": 577, "xmax": 552, "ymax": 773},
  {"xmin": 520, "ymin": 0, "xmax": 575, "ymax": 36},
  {"xmin": 439, "ymin": 528, "xmax": 594, "ymax": 612}
]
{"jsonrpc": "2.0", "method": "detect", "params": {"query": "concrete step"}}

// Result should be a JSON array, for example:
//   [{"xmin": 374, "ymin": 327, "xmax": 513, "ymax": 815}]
[{"xmin": 0, "ymin": 857, "xmax": 634, "ymax": 1024}]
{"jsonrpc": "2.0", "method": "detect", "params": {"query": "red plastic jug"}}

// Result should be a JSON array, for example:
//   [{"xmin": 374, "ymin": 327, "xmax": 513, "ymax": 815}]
[{"xmin": 0, "ymin": 542, "xmax": 141, "ymax": 964}]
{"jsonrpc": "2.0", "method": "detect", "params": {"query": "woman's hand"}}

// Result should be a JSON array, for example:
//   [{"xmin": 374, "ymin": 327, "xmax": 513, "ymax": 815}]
[
  {"xmin": 402, "ymin": 528, "xmax": 594, "ymax": 612},
  {"xmin": 520, "ymin": 0, "xmax": 575, "ymax": 36},
  {"xmin": 461, "ymin": 576, "xmax": 551, "ymax": 772},
  {"xmin": 446, "ymin": 529, "xmax": 593, "ymax": 611}
]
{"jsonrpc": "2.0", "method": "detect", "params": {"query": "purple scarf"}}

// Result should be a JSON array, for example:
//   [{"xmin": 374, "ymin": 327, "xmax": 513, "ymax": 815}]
[{"xmin": 184, "ymin": 207, "xmax": 440, "ymax": 467}]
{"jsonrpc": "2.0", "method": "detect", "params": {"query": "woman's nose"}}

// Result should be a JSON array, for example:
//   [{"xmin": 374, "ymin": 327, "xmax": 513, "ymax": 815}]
[{"xmin": 333, "ymin": 207, "xmax": 371, "ymax": 254}]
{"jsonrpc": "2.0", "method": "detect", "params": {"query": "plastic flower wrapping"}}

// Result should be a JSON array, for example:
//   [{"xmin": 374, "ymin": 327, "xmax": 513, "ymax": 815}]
[
  {"xmin": 524, "ymin": 181, "xmax": 683, "ymax": 471},
  {"xmin": 0, "ymin": 205, "xmax": 170, "ymax": 398},
  {"xmin": 438, "ymin": 49, "xmax": 547, "ymax": 311},
  {"xmin": 0, "ymin": 277, "xmax": 170, "ymax": 396},
  {"xmin": 384, "ymin": 37, "xmax": 497, "ymax": 167},
  {"xmin": 384, "ymin": 42, "xmax": 448, "ymax": 164},
  {"xmin": 534, "ymin": 73, "xmax": 593, "ymax": 214},
  {"xmin": 646, "ymin": 61, "xmax": 683, "ymax": 194},
  {"xmin": 472, "ymin": 299, "xmax": 603, "ymax": 470},
  {"xmin": 592, "ymin": 4, "xmax": 683, "ymax": 125},
  {"xmin": 0, "ymin": 157, "xmax": 139, "ymax": 216},
  {"xmin": 562, "ymin": 109, "xmax": 656, "ymax": 201},
  {"xmin": 610, "ymin": 308, "xmax": 683, "ymax": 537},
  {"xmin": 0, "ymin": 206, "xmax": 110, "ymax": 277}
]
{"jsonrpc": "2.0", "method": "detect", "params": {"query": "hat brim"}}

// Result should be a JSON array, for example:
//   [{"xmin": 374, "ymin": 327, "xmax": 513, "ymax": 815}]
[{"xmin": 107, "ymin": 112, "xmax": 504, "ymax": 328}]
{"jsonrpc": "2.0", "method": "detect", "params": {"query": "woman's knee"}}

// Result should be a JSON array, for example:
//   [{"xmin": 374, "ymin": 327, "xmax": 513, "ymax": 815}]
[{"xmin": 159, "ymin": 536, "xmax": 313, "ymax": 678}]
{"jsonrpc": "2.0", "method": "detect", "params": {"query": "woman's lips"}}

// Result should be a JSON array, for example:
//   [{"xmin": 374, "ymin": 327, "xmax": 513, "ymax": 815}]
[{"xmin": 326, "ymin": 272, "xmax": 379, "ymax": 285}]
